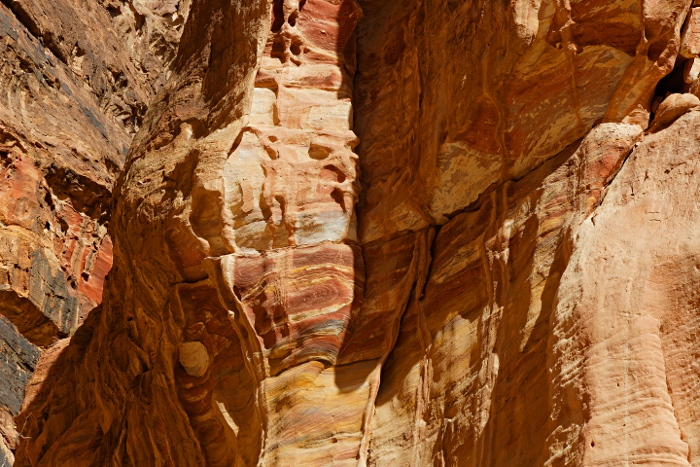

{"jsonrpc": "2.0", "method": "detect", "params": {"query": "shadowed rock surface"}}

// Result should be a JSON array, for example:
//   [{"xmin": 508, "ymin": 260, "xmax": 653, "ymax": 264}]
[
  {"xmin": 0, "ymin": 0, "xmax": 189, "ymax": 462},
  {"xmin": 3, "ymin": 0, "xmax": 700, "ymax": 466}
]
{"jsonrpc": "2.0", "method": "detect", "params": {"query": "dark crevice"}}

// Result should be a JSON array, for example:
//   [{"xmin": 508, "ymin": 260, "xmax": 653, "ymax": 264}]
[
  {"xmin": 127, "ymin": 2, "xmax": 145, "ymax": 31},
  {"xmin": 424, "ymin": 224, "xmax": 442, "ymax": 283},
  {"xmin": 0, "ymin": 0, "xmax": 71, "ymax": 67},
  {"xmin": 650, "ymin": 54, "xmax": 690, "ymax": 125},
  {"xmin": 227, "ymin": 127, "xmax": 246, "ymax": 157},
  {"xmin": 308, "ymin": 143, "xmax": 331, "ymax": 160},
  {"xmin": 655, "ymin": 56, "xmax": 688, "ymax": 99},
  {"xmin": 289, "ymin": 40, "xmax": 302, "ymax": 57},
  {"xmin": 322, "ymin": 165, "xmax": 346, "ymax": 183},
  {"xmin": 106, "ymin": 5, "xmax": 120, "ymax": 18},
  {"xmin": 331, "ymin": 188, "xmax": 346, "ymax": 211},
  {"xmin": 0, "ymin": 0, "xmax": 41, "ymax": 41},
  {"xmin": 271, "ymin": 0, "xmax": 284, "ymax": 33}
]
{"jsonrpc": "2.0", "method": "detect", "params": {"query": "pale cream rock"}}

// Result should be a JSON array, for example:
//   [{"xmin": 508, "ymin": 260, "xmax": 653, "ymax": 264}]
[{"xmin": 549, "ymin": 112, "xmax": 700, "ymax": 467}]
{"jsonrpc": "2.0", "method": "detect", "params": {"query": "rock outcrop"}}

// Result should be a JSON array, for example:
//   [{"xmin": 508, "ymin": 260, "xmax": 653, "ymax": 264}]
[
  {"xmin": 0, "ymin": 0, "xmax": 189, "ymax": 462},
  {"xmin": 4, "ymin": 0, "xmax": 700, "ymax": 466}
]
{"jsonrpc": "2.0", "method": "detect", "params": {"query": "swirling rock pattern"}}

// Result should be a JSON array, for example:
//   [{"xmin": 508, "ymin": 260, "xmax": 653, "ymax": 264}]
[
  {"xmin": 208, "ymin": 243, "xmax": 364, "ymax": 378},
  {"xmin": 6, "ymin": 0, "xmax": 700, "ymax": 466}
]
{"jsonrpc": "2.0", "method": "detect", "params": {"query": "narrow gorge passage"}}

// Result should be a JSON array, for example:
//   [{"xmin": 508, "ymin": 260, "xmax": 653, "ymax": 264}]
[{"xmin": 2, "ymin": 0, "xmax": 700, "ymax": 466}]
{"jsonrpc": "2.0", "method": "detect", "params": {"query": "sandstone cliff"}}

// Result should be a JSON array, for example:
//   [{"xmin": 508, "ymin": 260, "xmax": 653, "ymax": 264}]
[
  {"xmin": 3, "ymin": 0, "xmax": 700, "ymax": 466},
  {"xmin": 0, "ymin": 0, "xmax": 188, "ymax": 463}
]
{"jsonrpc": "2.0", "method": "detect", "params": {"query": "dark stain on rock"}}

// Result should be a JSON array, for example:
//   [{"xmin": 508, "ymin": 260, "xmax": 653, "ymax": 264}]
[{"xmin": 0, "ymin": 314, "xmax": 39, "ymax": 416}]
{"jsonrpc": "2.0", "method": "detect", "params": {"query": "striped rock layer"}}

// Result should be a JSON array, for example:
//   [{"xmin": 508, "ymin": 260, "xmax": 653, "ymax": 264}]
[{"xmin": 7, "ymin": 0, "xmax": 700, "ymax": 467}]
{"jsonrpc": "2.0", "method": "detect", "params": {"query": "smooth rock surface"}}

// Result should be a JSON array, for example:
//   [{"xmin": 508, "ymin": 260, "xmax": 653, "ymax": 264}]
[{"xmin": 179, "ymin": 341, "xmax": 210, "ymax": 377}]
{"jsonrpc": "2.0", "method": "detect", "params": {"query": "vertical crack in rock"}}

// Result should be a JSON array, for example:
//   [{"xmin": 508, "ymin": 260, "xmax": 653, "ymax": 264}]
[
  {"xmin": 364, "ymin": 122, "xmax": 645, "ymax": 466},
  {"xmin": 407, "ymin": 231, "xmax": 436, "ymax": 467},
  {"xmin": 350, "ymin": 228, "xmax": 436, "ymax": 467},
  {"xmin": 14, "ymin": 0, "xmax": 371, "ymax": 464}
]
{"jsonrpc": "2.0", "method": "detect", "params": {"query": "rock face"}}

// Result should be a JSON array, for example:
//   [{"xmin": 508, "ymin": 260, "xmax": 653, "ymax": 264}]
[
  {"xmin": 0, "ymin": 0, "xmax": 189, "ymax": 462},
  {"xmin": 0, "ymin": 314, "xmax": 38, "ymax": 466},
  {"xmin": 5, "ymin": 0, "xmax": 700, "ymax": 466}
]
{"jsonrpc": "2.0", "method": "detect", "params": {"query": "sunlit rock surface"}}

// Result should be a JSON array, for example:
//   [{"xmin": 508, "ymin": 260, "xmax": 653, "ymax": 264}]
[{"xmin": 4, "ymin": 0, "xmax": 700, "ymax": 466}]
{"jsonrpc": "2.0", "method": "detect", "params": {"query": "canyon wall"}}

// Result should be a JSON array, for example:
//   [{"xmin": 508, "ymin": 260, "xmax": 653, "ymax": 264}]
[
  {"xmin": 0, "ymin": 0, "xmax": 189, "ymax": 463},
  {"xmin": 3, "ymin": 0, "xmax": 700, "ymax": 466}
]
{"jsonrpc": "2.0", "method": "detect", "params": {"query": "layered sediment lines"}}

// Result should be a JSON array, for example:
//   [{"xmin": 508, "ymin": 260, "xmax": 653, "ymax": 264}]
[
  {"xmin": 13, "ymin": 0, "xmax": 369, "ymax": 464},
  {"xmin": 8, "ymin": 0, "xmax": 700, "ymax": 466}
]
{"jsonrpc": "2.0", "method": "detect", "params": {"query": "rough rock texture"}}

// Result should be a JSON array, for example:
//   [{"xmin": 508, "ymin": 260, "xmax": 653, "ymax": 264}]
[
  {"xmin": 0, "ymin": 0, "xmax": 189, "ymax": 462},
  {"xmin": 0, "ymin": 314, "xmax": 39, "ymax": 467},
  {"xmin": 0, "ymin": 0, "xmax": 191, "ymax": 334},
  {"xmin": 7, "ymin": 0, "xmax": 700, "ymax": 466}
]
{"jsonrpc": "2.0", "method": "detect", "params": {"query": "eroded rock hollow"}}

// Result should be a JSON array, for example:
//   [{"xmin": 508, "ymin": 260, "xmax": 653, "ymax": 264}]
[{"xmin": 1, "ymin": 0, "xmax": 700, "ymax": 466}]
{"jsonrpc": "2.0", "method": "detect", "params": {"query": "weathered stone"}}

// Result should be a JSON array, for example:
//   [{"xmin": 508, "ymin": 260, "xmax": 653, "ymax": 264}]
[
  {"xmin": 681, "ymin": 7, "xmax": 700, "ymax": 58},
  {"xmin": 549, "ymin": 111, "xmax": 700, "ymax": 466},
  {"xmin": 6, "ymin": 0, "xmax": 700, "ymax": 467},
  {"xmin": 0, "ymin": 315, "xmax": 38, "ymax": 420},
  {"xmin": 0, "ymin": 0, "xmax": 189, "ymax": 460},
  {"xmin": 0, "ymin": 314, "xmax": 38, "ymax": 466},
  {"xmin": 684, "ymin": 55, "xmax": 700, "ymax": 82},
  {"xmin": 649, "ymin": 92, "xmax": 700, "ymax": 132},
  {"xmin": 178, "ymin": 341, "xmax": 209, "ymax": 377},
  {"xmin": 354, "ymin": 0, "xmax": 690, "ymax": 237}
]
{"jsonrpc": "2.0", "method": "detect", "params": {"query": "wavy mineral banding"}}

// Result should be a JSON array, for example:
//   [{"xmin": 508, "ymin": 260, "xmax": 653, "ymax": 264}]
[{"xmin": 209, "ymin": 243, "xmax": 364, "ymax": 378}]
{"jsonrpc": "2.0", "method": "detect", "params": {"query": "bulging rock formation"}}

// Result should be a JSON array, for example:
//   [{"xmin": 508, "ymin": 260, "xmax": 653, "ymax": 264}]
[{"xmin": 2, "ymin": 0, "xmax": 700, "ymax": 466}]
